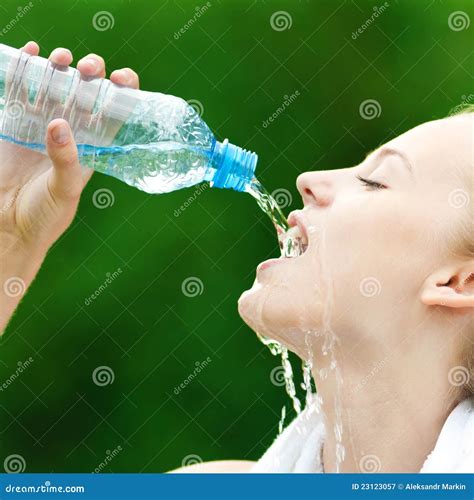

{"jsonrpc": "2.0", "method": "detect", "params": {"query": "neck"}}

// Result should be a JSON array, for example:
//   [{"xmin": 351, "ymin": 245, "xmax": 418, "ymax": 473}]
[{"xmin": 310, "ymin": 338, "xmax": 460, "ymax": 473}]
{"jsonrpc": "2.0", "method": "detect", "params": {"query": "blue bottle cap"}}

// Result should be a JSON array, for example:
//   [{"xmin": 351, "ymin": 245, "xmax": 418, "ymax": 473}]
[{"xmin": 211, "ymin": 139, "xmax": 258, "ymax": 191}]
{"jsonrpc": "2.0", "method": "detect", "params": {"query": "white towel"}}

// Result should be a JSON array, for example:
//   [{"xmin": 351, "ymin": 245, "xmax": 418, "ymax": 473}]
[
  {"xmin": 251, "ymin": 396, "xmax": 474, "ymax": 473},
  {"xmin": 421, "ymin": 397, "xmax": 474, "ymax": 473}
]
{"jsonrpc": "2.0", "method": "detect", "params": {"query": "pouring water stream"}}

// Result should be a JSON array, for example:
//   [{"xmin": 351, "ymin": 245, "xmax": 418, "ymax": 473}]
[{"xmin": 245, "ymin": 177, "xmax": 345, "ymax": 472}]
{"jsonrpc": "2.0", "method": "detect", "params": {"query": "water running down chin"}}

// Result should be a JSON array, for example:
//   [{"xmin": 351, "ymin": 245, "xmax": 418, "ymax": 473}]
[{"xmin": 244, "ymin": 179, "xmax": 346, "ymax": 471}]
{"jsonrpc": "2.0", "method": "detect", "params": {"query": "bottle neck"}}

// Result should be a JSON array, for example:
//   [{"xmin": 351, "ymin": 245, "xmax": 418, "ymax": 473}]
[{"xmin": 210, "ymin": 139, "xmax": 258, "ymax": 191}]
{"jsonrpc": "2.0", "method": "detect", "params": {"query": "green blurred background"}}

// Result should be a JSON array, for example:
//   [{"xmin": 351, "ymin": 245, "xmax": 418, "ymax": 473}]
[{"xmin": 0, "ymin": 0, "xmax": 472, "ymax": 472}]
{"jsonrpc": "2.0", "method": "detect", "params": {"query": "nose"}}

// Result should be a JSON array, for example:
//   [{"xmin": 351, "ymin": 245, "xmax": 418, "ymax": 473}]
[{"xmin": 296, "ymin": 171, "xmax": 334, "ymax": 207}]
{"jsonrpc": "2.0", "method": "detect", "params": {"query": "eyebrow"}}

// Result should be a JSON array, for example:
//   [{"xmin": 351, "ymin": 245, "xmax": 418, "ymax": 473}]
[{"xmin": 365, "ymin": 147, "xmax": 413, "ymax": 173}]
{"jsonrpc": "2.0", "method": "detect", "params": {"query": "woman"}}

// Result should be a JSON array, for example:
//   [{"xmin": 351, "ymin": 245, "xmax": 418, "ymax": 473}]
[{"xmin": 1, "ymin": 43, "xmax": 472, "ymax": 473}]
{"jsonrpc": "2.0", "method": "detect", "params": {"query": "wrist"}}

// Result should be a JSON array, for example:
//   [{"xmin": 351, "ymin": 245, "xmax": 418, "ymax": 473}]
[{"xmin": 0, "ymin": 233, "xmax": 46, "ymax": 333}]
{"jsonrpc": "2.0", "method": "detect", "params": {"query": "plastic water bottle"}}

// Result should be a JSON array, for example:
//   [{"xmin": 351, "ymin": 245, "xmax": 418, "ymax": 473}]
[{"xmin": 0, "ymin": 43, "xmax": 257, "ymax": 193}]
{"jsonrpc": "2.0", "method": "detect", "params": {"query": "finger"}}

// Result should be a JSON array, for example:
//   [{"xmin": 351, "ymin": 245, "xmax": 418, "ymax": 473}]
[
  {"xmin": 77, "ymin": 53, "xmax": 106, "ymax": 78},
  {"xmin": 49, "ymin": 47, "xmax": 73, "ymax": 67},
  {"xmin": 110, "ymin": 68, "xmax": 140, "ymax": 89},
  {"xmin": 21, "ymin": 41, "xmax": 39, "ymax": 56},
  {"xmin": 46, "ymin": 119, "xmax": 84, "ymax": 202}
]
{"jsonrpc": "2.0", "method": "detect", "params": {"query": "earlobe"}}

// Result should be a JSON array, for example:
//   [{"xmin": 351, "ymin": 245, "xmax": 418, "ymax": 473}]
[{"xmin": 421, "ymin": 269, "xmax": 474, "ymax": 309}]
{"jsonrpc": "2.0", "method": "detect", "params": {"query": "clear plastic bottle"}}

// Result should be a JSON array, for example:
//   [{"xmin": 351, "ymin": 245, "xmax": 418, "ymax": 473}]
[{"xmin": 0, "ymin": 43, "xmax": 257, "ymax": 193}]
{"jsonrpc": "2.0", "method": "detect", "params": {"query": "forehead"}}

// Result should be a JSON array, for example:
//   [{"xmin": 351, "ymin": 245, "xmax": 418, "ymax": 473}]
[{"xmin": 384, "ymin": 115, "xmax": 473, "ymax": 184}]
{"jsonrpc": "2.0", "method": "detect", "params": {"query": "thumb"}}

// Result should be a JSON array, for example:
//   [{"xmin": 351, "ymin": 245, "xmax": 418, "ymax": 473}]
[{"xmin": 46, "ymin": 119, "xmax": 84, "ymax": 202}]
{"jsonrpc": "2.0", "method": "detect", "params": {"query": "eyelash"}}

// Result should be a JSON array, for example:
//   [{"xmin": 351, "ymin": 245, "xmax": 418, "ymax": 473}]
[{"xmin": 356, "ymin": 175, "xmax": 387, "ymax": 190}]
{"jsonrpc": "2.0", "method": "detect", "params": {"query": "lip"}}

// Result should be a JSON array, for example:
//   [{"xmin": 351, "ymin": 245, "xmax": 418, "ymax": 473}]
[
  {"xmin": 287, "ymin": 210, "xmax": 309, "ymax": 244},
  {"xmin": 257, "ymin": 258, "xmax": 287, "ymax": 273}
]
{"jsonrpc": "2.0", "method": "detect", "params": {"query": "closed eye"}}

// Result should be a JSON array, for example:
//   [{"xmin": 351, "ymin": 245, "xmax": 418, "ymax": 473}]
[{"xmin": 356, "ymin": 175, "xmax": 387, "ymax": 190}]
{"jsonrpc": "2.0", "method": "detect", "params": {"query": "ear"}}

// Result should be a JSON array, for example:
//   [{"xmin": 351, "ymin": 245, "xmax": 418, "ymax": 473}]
[{"xmin": 421, "ymin": 263, "xmax": 474, "ymax": 309}]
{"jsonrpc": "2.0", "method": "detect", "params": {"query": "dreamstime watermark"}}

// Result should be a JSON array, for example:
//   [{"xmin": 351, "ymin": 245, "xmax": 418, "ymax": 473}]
[
  {"xmin": 270, "ymin": 366, "xmax": 286, "ymax": 387},
  {"xmin": 449, "ymin": 93, "xmax": 474, "ymax": 115},
  {"xmin": 271, "ymin": 188, "xmax": 293, "ymax": 209},
  {"xmin": 270, "ymin": 11, "xmax": 292, "ymax": 31},
  {"xmin": 181, "ymin": 277, "xmax": 204, "ymax": 297},
  {"xmin": 92, "ymin": 11, "xmax": 115, "ymax": 31},
  {"xmin": 174, "ymin": 3, "xmax": 212, "ymax": 40},
  {"xmin": 351, "ymin": 356, "xmax": 388, "ymax": 394},
  {"xmin": 187, "ymin": 99, "xmax": 204, "ymax": 117},
  {"xmin": 174, "ymin": 183, "xmax": 209, "ymax": 217},
  {"xmin": 359, "ymin": 99, "xmax": 382, "ymax": 120},
  {"xmin": 0, "ymin": 180, "xmax": 33, "ymax": 216},
  {"xmin": 92, "ymin": 446, "xmax": 123, "ymax": 473},
  {"xmin": 5, "ymin": 100, "xmax": 25, "ymax": 121},
  {"xmin": 448, "ymin": 366, "xmax": 471, "ymax": 387},
  {"xmin": 359, "ymin": 454, "xmax": 381, "ymax": 472},
  {"xmin": 262, "ymin": 91, "xmax": 300, "ymax": 128},
  {"xmin": 359, "ymin": 277, "xmax": 382, "ymax": 297},
  {"xmin": 0, "ymin": 357, "xmax": 34, "ymax": 393},
  {"xmin": 173, "ymin": 357, "xmax": 212, "ymax": 395},
  {"xmin": 181, "ymin": 454, "xmax": 203, "ymax": 467},
  {"xmin": 92, "ymin": 188, "xmax": 115, "ymax": 209},
  {"xmin": 92, "ymin": 366, "xmax": 115, "ymax": 386},
  {"xmin": 448, "ymin": 11, "xmax": 470, "ymax": 32},
  {"xmin": 4, "ymin": 454, "xmax": 26, "ymax": 473},
  {"xmin": 0, "ymin": 2, "xmax": 34, "ymax": 37},
  {"xmin": 352, "ymin": 2, "xmax": 390, "ymax": 40},
  {"xmin": 3, "ymin": 277, "xmax": 26, "ymax": 298},
  {"xmin": 84, "ymin": 268, "xmax": 123, "ymax": 306},
  {"xmin": 448, "ymin": 189, "xmax": 470, "ymax": 209}
]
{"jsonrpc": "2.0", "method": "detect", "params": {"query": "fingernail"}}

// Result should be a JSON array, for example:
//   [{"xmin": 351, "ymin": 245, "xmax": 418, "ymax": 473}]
[
  {"xmin": 52, "ymin": 123, "xmax": 70, "ymax": 144},
  {"xmin": 115, "ymin": 70, "xmax": 130, "ymax": 84},
  {"xmin": 84, "ymin": 58, "xmax": 99, "ymax": 71},
  {"xmin": 51, "ymin": 47, "xmax": 71, "ymax": 59}
]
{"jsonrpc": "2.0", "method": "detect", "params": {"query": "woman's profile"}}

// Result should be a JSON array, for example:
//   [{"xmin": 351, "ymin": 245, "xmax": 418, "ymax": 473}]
[{"xmin": 0, "ymin": 42, "xmax": 472, "ymax": 473}]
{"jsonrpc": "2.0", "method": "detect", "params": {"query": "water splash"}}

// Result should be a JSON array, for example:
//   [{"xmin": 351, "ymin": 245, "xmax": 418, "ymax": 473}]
[
  {"xmin": 246, "ymin": 177, "xmax": 346, "ymax": 471},
  {"xmin": 246, "ymin": 178, "xmax": 305, "ymax": 432}
]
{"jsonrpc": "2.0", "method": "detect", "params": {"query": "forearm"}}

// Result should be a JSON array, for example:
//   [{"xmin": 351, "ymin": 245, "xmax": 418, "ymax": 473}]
[{"xmin": 0, "ymin": 234, "xmax": 45, "ymax": 334}]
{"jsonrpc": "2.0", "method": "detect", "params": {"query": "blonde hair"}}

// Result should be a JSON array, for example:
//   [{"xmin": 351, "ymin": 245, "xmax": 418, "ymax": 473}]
[
  {"xmin": 450, "ymin": 104, "xmax": 474, "ymax": 397},
  {"xmin": 449, "ymin": 104, "xmax": 474, "ymax": 259}
]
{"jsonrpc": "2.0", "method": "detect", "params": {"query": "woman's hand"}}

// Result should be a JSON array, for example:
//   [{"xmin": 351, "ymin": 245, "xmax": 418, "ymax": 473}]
[{"xmin": 0, "ymin": 41, "xmax": 139, "ymax": 334}]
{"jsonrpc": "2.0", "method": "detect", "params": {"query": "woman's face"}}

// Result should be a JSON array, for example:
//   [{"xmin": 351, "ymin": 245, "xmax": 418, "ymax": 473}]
[{"xmin": 238, "ymin": 115, "xmax": 473, "ymax": 360}]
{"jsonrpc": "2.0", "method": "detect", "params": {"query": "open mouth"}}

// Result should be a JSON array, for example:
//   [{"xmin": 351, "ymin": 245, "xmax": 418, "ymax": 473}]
[{"xmin": 278, "ymin": 214, "xmax": 309, "ymax": 257}]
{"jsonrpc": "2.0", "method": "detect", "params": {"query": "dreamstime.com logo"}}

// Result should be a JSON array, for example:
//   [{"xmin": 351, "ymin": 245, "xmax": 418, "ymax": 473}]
[
  {"xmin": 174, "ymin": 2, "xmax": 212, "ymax": 40},
  {"xmin": 3, "ymin": 277, "xmax": 26, "ymax": 298},
  {"xmin": 449, "ymin": 93, "xmax": 474, "ymax": 115},
  {"xmin": 92, "ymin": 188, "xmax": 115, "ymax": 209},
  {"xmin": 92, "ymin": 446, "xmax": 123, "ymax": 473},
  {"xmin": 92, "ymin": 366, "xmax": 115, "ymax": 386},
  {"xmin": 351, "ymin": 2, "xmax": 390, "ymax": 40},
  {"xmin": 359, "ymin": 99, "xmax": 382, "ymax": 120},
  {"xmin": 84, "ymin": 268, "xmax": 123, "ymax": 306},
  {"xmin": 173, "ymin": 357, "xmax": 212, "ymax": 395},
  {"xmin": 181, "ymin": 277, "xmax": 204, "ymax": 297},
  {"xmin": 270, "ymin": 11, "xmax": 292, "ymax": 31},
  {"xmin": 92, "ymin": 11, "xmax": 115, "ymax": 31},
  {"xmin": 359, "ymin": 454, "xmax": 382, "ymax": 473},
  {"xmin": 174, "ymin": 183, "xmax": 209, "ymax": 217},
  {"xmin": 271, "ymin": 188, "xmax": 293, "ymax": 209},
  {"xmin": 0, "ymin": 2, "xmax": 34, "ymax": 37},
  {"xmin": 187, "ymin": 99, "xmax": 204, "ymax": 117},
  {"xmin": 262, "ymin": 91, "xmax": 300, "ymax": 128},
  {"xmin": 270, "ymin": 366, "xmax": 286, "ymax": 387},
  {"xmin": 448, "ymin": 11, "xmax": 470, "ymax": 31},
  {"xmin": 359, "ymin": 277, "xmax": 382, "ymax": 297},
  {"xmin": 4, "ymin": 454, "xmax": 26, "ymax": 473},
  {"xmin": 0, "ymin": 357, "xmax": 34, "ymax": 392}
]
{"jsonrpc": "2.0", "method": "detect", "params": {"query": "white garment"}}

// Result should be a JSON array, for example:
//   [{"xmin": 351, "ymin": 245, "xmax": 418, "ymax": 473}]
[{"xmin": 251, "ymin": 397, "xmax": 474, "ymax": 473}]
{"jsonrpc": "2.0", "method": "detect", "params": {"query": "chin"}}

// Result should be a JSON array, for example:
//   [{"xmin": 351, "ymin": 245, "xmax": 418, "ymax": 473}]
[{"xmin": 238, "ymin": 280, "xmax": 321, "ymax": 360}]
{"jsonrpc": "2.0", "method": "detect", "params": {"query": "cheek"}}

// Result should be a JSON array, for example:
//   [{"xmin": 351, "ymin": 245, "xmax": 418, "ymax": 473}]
[{"xmin": 324, "ymin": 196, "xmax": 437, "ymax": 325}]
